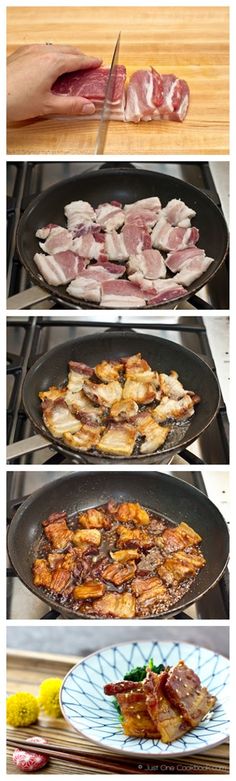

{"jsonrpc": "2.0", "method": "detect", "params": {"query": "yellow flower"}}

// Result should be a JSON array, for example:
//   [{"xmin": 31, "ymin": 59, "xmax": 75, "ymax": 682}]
[
  {"xmin": 7, "ymin": 692, "xmax": 39, "ymax": 727},
  {"xmin": 38, "ymin": 678, "xmax": 63, "ymax": 718}
]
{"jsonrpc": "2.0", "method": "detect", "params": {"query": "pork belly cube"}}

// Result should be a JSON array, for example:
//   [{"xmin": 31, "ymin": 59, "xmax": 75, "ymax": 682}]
[
  {"xmin": 97, "ymin": 423, "xmax": 137, "ymax": 457},
  {"xmin": 157, "ymin": 521, "xmax": 202, "ymax": 554},
  {"xmin": 124, "ymin": 354, "xmax": 155, "ymax": 383},
  {"xmin": 123, "ymin": 378, "xmax": 156, "ymax": 404},
  {"xmin": 158, "ymin": 549, "xmax": 206, "ymax": 586},
  {"xmin": 152, "ymin": 394, "xmax": 195, "ymax": 422},
  {"xmin": 110, "ymin": 549, "xmax": 141, "ymax": 563},
  {"xmin": 132, "ymin": 576, "xmax": 168, "ymax": 609},
  {"xmin": 73, "ymin": 528, "xmax": 101, "ymax": 547},
  {"xmin": 165, "ymin": 661, "xmax": 216, "ymax": 727},
  {"xmin": 50, "ymin": 567, "xmax": 72, "ymax": 593},
  {"xmin": 102, "ymin": 561, "xmax": 136, "ymax": 585},
  {"xmin": 115, "ymin": 502, "xmax": 150, "ymax": 526},
  {"xmin": 83, "ymin": 379, "xmax": 122, "ymax": 408},
  {"xmin": 39, "ymin": 386, "xmax": 66, "ymax": 402},
  {"xmin": 63, "ymin": 423, "xmax": 103, "ymax": 451},
  {"xmin": 159, "ymin": 371, "xmax": 187, "ymax": 400},
  {"xmin": 32, "ymin": 559, "xmax": 52, "ymax": 589},
  {"xmin": 144, "ymin": 670, "xmax": 190, "ymax": 743},
  {"xmin": 42, "ymin": 398, "xmax": 79, "ymax": 437},
  {"xmin": 116, "ymin": 524, "xmax": 153, "ymax": 549},
  {"xmin": 65, "ymin": 389, "xmax": 102, "ymax": 420},
  {"xmin": 140, "ymin": 419, "xmax": 170, "ymax": 454},
  {"xmin": 73, "ymin": 581, "xmax": 105, "ymax": 600},
  {"xmin": 117, "ymin": 689, "xmax": 160, "ymax": 738},
  {"xmin": 67, "ymin": 361, "xmax": 93, "ymax": 393},
  {"xmin": 78, "ymin": 508, "xmax": 109, "ymax": 529},
  {"xmin": 43, "ymin": 519, "xmax": 73, "ymax": 550},
  {"xmin": 109, "ymin": 399, "xmax": 138, "ymax": 422},
  {"xmin": 136, "ymin": 548, "xmax": 164, "ymax": 574},
  {"xmin": 94, "ymin": 360, "xmax": 123, "ymax": 383},
  {"xmin": 90, "ymin": 591, "xmax": 136, "ymax": 618}
]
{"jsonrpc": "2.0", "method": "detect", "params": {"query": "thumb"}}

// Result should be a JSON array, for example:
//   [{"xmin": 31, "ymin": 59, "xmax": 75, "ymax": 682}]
[{"xmin": 46, "ymin": 94, "xmax": 96, "ymax": 116}]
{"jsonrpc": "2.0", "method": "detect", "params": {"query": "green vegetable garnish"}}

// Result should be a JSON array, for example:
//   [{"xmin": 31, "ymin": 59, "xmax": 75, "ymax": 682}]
[
  {"xmin": 124, "ymin": 658, "xmax": 165, "ymax": 682},
  {"xmin": 148, "ymin": 658, "xmax": 165, "ymax": 675},
  {"xmin": 112, "ymin": 698, "xmax": 123, "ymax": 722}
]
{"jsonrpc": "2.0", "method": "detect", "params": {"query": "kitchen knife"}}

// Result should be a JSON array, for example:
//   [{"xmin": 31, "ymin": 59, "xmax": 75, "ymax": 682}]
[{"xmin": 94, "ymin": 32, "xmax": 121, "ymax": 155}]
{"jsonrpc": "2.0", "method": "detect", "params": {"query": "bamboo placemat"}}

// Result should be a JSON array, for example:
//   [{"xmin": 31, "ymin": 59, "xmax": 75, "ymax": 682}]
[{"xmin": 7, "ymin": 650, "xmax": 229, "ymax": 774}]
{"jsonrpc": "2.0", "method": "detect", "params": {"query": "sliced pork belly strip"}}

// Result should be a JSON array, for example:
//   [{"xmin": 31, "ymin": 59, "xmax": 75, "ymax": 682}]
[
  {"xmin": 33, "ymin": 251, "xmax": 83, "ymax": 286},
  {"xmin": 42, "ymin": 398, "xmax": 79, "ymax": 438},
  {"xmin": 66, "ymin": 277, "xmax": 101, "ymax": 303},
  {"xmin": 125, "ymin": 209, "xmax": 159, "ymax": 228},
  {"xmin": 101, "ymin": 279, "xmax": 147, "ymax": 308},
  {"xmin": 125, "ymin": 68, "xmax": 163, "ymax": 123},
  {"xmin": 36, "ymin": 223, "xmax": 58, "ymax": 240},
  {"xmin": 127, "ymin": 249, "xmax": 166, "ymax": 280},
  {"xmin": 77, "ymin": 265, "xmax": 125, "ymax": 282},
  {"xmin": 124, "ymin": 197, "xmax": 161, "ymax": 213},
  {"xmin": 147, "ymin": 279, "xmax": 187, "ymax": 305},
  {"xmin": 173, "ymin": 256, "xmax": 214, "ymax": 286},
  {"xmin": 64, "ymin": 200, "xmax": 95, "ymax": 232},
  {"xmin": 105, "ymin": 231, "xmax": 129, "ymax": 261},
  {"xmin": 164, "ymin": 661, "xmax": 216, "ymax": 727},
  {"xmin": 160, "ymin": 199, "xmax": 196, "ymax": 227},
  {"xmin": 52, "ymin": 65, "xmax": 126, "ymax": 118},
  {"xmin": 96, "ymin": 203, "xmax": 125, "ymax": 232},
  {"xmin": 158, "ymin": 75, "xmax": 190, "ymax": 122},
  {"xmin": 166, "ymin": 247, "xmax": 205, "ymax": 273},
  {"xmin": 94, "ymin": 259, "xmax": 126, "ymax": 276},
  {"xmin": 122, "ymin": 223, "xmax": 152, "ymax": 254},
  {"xmin": 72, "ymin": 233, "xmax": 105, "ymax": 260},
  {"xmin": 39, "ymin": 226, "xmax": 73, "ymax": 255},
  {"xmin": 151, "ymin": 217, "xmax": 199, "ymax": 252}
]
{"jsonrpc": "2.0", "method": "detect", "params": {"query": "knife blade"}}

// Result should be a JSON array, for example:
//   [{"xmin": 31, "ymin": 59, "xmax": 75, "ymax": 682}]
[{"xmin": 94, "ymin": 32, "xmax": 121, "ymax": 155}]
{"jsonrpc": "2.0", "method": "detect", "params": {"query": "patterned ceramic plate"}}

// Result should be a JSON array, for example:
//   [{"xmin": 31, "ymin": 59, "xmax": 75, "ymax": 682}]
[{"xmin": 60, "ymin": 641, "xmax": 229, "ymax": 758}]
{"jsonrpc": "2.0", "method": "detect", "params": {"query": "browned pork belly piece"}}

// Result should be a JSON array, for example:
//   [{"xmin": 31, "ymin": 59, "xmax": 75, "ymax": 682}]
[
  {"xmin": 50, "ymin": 567, "xmax": 72, "ymax": 594},
  {"xmin": 67, "ymin": 361, "xmax": 94, "ymax": 392},
  {"xmin": 73, "ymin": 581, "xmax": 105, "ymax": 600},
  {"xmin": 90, "ymin": 591, "xmax": 136, "ymax": 618},
  {"xmin": 116, "ymin": 688, "xmax": 160, "ymax": 738},
  {"xmin": 157, "ymin": 521, "xmax": 202, "ymax": 554},
  {"xmin": 165, "ymin": 661, "xmax": 216, "ymax": 727},
  {"xmin": 158, "ymin": 549, "xmax": 206, "ymax": 586},
  {"xmin": 109, "ymin": 399, "xmax": 139, "ymax": 422},
  {"xmin": 144, "ymin": 670, "xmax": 190, "ymax": 743},
  {"xmin": 102, "ymin": 561, "xmax": 136, "ymax": 585},
  {"xmin": 104, "ymin": 680, "xmax": 144, "ymax": 695},
  {"xmin": 136, "ymin": 548, "xmax": 164, "ymax": 574},
  {"xmin": 42, "ymin": 517, "xmax": 73, "ymax": 549},
  {"xmin": 47, "ymin": 549, "xmax": 78, "ymax": 572},
  {"xmin": 123, "ymin": 378, "xmax": 156, "ymax": 404},
  {"xmin": 115, "ymin": 502, "xmax": 150, "ymax": 526},
  {"xmin": 152, "ymin": 394, "xmax": 195, "ymax": 423},
  {"xmin": 63, "ymin": 422, "xmax": 103, "ymax": 451},
  {"xmin": 132, "ymin": 576, "xmax": 168, "ymax": 609},
  {"xmin": 116, "ymin": 524, "xmax": 153, "ymax": 549},
  {"xmin": 110, "ymin": 549, "xmax": 141, "ymax": 563},
  {"xmin": 65, "ymin": 389, "xmax": 103, "ymax": 420},
  {"xmin": 39, "ymin": 385, "xmax": 66, "ymax": 402},
  {"xmin": 159, "ymin": 371, "xmax": 188, "ymax": 400},
  {"xmin": 73, "ymin": 528, "xmax": 101, "ymax": 547},
  {"xmin": 32, "ymin": 559, "xmax": 52, "ymax": 589},
  {"xmin": 83, "ymin": 379, "xmax": 122, "ymax": 407},
  {"xmin": 42, "ymin": 398, "xmax": 79, "ymax": 438},
  {"xmin": 78, "ymin": 508, "xmax": 110, "ymax": 529},
  {"xmin": 124, "ymin": 354, "xmax": 156, "ymax": 383},
  {"xmin": 139, "ymin": 418, "xmax": 170, "ymax": 454},
  {"xmin": 97, "ymin": 423, "xmax": 137, "ymax": 456},
  {"xmin": 94, "ymin": 360, "xmax": 123, "ymax": 383}
]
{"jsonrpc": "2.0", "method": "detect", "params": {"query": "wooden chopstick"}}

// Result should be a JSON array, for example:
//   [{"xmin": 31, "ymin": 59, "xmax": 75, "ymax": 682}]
[{"xmin": 7, "ymin": 737, "xmax": 141, "ymax": 773}]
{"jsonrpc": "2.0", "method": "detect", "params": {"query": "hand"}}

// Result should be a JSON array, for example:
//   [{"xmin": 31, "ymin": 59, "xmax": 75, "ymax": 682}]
[{"xmin": 7, "ymin": 44, "xmax": 102, "ymax": 121}]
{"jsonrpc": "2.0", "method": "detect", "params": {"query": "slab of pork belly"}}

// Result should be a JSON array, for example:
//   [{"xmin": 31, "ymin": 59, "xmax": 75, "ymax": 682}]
[
  {"xmin": 166, "ymin": 246, "xmax": 205, "ymax": 273},
  {"xmin": 173, "ymin": 256, "xmax": 214, "ymax": 286},
  {"xmin": 122, "ymin": 223, "xmax": 152, "ymax": 254},
  {"xmin": 151, "ymin": 217, "xmax": 199, "ymax": 252},
  {"xmin": 34, "ymin": 251, "xmax": 86, "ymax": 286},
  {"xmin": 165, "ymin": 661, "xmax": 216, "ymax": 727},
  {"xmin": 39, "ymin": 226, "xmax": 73, "ymax": 255},
  {"xmin": 52, "ymin": 65, "xmax": 127, "ymax": 120},
  {"xmin": 127, "ymin": 249, "xmax": 166, "ymax": 279},
  {"xmin": 125, "ymin": 68, "xmax": 163, "ymax": 123}
]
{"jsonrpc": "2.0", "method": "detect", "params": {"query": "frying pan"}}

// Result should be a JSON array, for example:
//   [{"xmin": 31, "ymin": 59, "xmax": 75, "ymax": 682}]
[
  {"xmin": 22, "ymin": 329, "xmax": 220, "ymax": 465},
  {"xmin": 7, "ymin": 471, "xmax": 229, "ymax": 619},
  {"xmin": 17, "ymin": 165, "xmax": 229, "ymax": 310}
]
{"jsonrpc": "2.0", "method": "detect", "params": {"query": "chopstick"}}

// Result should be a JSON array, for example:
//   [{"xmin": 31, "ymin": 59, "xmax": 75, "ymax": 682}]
[{"xmin": 7, "ymin": 737, "xmax": 141, "ymax": 773}]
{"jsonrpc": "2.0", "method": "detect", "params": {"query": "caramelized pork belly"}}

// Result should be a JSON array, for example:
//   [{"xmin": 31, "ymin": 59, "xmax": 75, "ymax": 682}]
[
  {"xmin": 123, "ymin": 353, "xmax": 156, "ymax": 383},
  {"xmin": 94, "ymin": 360, "xmax": 123, "ymax": 382},
  {"xmin": 116, "ymin": 524, "xmax": 153, "ymax": 549},
  {"xmin": 83, "ymin": 379, "xmax": 122, "ymax": 407},
  {"xmin": 97, "ymin": 423, "xmax": 137, "ymax": 456},
  {"xmin": 144, "ymin": 671, "xmax": 190, "ymax": 743},
  {"xmin": 42, "ymin": 516, "xmax": 73, "ymax": 549},
  {"xmin": 165, "ymin": 661, "xmax": 216, "ymax": 727},
  {"xmin": 42, "ymin": 398, "xmax": 79, "ymax": 437},
  {"xmin": 104, "ymin": 680, "xmax": 144, "ymax": 695},
  {"xmin": 123, "ymin": 378, "xmax": 156, "ymax": 404},
  {"xmin": 73, "ymin": 581, "xmax": 105, "ymax": 600},
  {"xmin": 157, "ymin": 521, "xmax": 202, "ymax": 554},
  {"xmin": 39, "ymin": 386, "xmax": 66, "ymax": 402},
  {"xmin": 73, "ymin": 528, "xmax": 101, "ymax": 547},
  {"xmin": 159, "ymin": 371, "xmax": 187, "ymax": 400},
  {"xmin": 117, "ymin": 689, "xmax": 160, "ymax": 738},
  {"xmin": 65, "ymin": 389, "xmax": 103, "ymax": 420},
  {"xmin": 115, "ymin": 502, "xmax": 150, "ymax": 525},
  {"xmin": 33, "ymin": 558, "xmax": 52, "ymax": 588},
  {"xmin": 78, "ymin": 508, "xmax": 110, "ymax": 529},
  {"xmin": 132, "ymin": 576, "xmax": 168, "ymax": 610},
  {"xmin": 136, "ymin": 548, "xmax": 164, "ymax": 574},
  {"xmin": 90, "ymin": 591, "xmax": 136, "ymax": 618},
  {"xmin": 152, "ymin": 394, "xmax": 195, "ymax": 422},
  {"xmin": 67, "ymin": 361, "xmax": 94, "ymax": 392},
  {"xmin": 109, "ymin": 399, "xmax": 138, "ymax": 422},
  {"xmin": 50, "ymin": 567, "xmax": 72, "ymax": 593},
  {"xmin": 63, "ymin": 422, "xmax": 103, "ymax": 451},
  {"xmin": 140, "ymin": 418, "xmax": 170, "ymax": 454},
  {"xmin": 158, "ymin": 548, "xmax": 206, "ymax": 586},
  {"xmin": 102, "ymin": 561, "xmax": 136, "ymax": 585},
  {"xmin": 110, "ymin": 549, "xmax": 141, "ymax": 563}
]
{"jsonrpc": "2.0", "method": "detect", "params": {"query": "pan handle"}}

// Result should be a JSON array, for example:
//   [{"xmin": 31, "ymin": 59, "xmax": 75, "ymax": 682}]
[
  {"xmin": 7, "ymin": 435, "xmax": 48, "ymax": 461},
  {"xmin": 7, "ymin": 286, "xmax": 51, "ymax": 309}
]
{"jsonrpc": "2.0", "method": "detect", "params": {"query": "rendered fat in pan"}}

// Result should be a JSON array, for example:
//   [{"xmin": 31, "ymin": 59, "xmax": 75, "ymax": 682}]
[
  {"xmin": 16, "ymin": 166, "xmax": 229, "ymax": 310},
  {"xmin": 22, "ymin": 329, "xmax": 220, "ymax": 464},
  {"xmin": 7, "ymin": 471, "xmax": 229, "ymax": 619}
]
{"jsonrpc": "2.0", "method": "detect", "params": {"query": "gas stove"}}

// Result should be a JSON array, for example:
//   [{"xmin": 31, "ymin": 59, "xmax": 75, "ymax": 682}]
[
  {"xmin": 7, "ymin": 161, "xmax": 229, "ymax": 310},
  {"xmin": 7, "ymin": 316, "xmax": 229, "ymax": 465},
  {"xmin": 6, "ymin": 470, "xmax": 229, "ymax": 620}
]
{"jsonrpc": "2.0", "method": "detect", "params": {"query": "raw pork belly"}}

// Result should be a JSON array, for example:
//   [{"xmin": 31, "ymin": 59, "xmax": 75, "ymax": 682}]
[
  {"xmin": 122, "ymin": 224, "xmax": 152, "ymax": 254},
  {"xmin": 101, "ymin": 279, "xmax": 147, "ymax": 308},
  {"xmin": 173, "ymin": 256, "xmax": 214, "ymax": 285},
  {"xmin": 39, "ymin": 226, "xmax": 73, "ymax": 255},
  {"xmin": 72, "ymin": 232, "xmax": 105, "ymax": 260},
  {"xmin": 96, "ymin": 203, "xmax": 125, "ymax": 231},
  {"xmin": 158, "ymin": 75, "xmax": 190, "ymax": 122},
  {"xmin": 125, "ymin": 68, "xmax": 163, "ymax": 123},
  {"xmin": 64, "ymin": 200, "xmax": 96, "ymax": 232},
  {"xmin": 151, "ymin": 217, "xmax": 199, "ymax": 252},
  {"xmin": 52, "ymin": 65, "xmax": 126, "ymax": 120},
  {"xmin": 34, "ymin": 251, "xmax": 85, "ymax": 286},
  {"xmin": 67, "ymin": 277, "xmax": 101, "ymax": 303},
  {"xmin": 147, "ymin": 279, "xmax": 187, "ymax": 305},
  {"xmin": 160, "ymin": 199, "xmax": 196, "ymax": 227},
  {"xmin": 127, "ymin": 249, "xmax": 166, "ymax": 279},
  {"xmin": 124, "ymin": 197, "xmax": 161, "ymax": 213},
  {"xmin": 105, "ymin": 231, "xmax": 129, "ymax": 261},
  {"xmin": 166, "ymin": 247, "xmax": 205, "ymax": 273}
]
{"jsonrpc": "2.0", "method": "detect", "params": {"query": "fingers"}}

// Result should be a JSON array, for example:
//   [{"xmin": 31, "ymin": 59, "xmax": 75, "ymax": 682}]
[
  {"xmin": 55, "ymin": 52, "xmax": 102, "ymax": 76},
  {"xmin": 47, "ymin": 94, "xmax": 96, "ymax": 116}
]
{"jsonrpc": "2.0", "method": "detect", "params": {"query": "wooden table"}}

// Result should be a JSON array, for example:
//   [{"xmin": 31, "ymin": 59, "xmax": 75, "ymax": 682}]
[
  {"xmin": 7, "ymin": 650, "xmax": 229, "ymax": 775},
  {"xmin": 7, "ymin": 6, "xmax": 229, "ymax": 155}
]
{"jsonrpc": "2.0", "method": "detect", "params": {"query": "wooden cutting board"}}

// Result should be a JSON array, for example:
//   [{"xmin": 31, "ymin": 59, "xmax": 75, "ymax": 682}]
[
  {"xmin": 7, "ymin": 650, "xmax": 229, "ymax": 775},
  {"xmin": 7, "ymin": 6, "xmax": 229, "ymax": 154}
]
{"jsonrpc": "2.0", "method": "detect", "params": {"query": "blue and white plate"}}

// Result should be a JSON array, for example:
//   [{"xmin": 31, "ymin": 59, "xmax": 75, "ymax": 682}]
[{"xmin": 60, "ymin": 641, "xmax": 229, "ymax": 758}]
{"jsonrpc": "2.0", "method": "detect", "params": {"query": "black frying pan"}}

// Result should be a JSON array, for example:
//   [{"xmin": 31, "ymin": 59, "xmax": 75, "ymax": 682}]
[
  {"xmin": 22, "ymin": 329, "xmax": 220, "ymax": 464},
  {"xmin": 7, "ymin": 471, "xmax": 229, "ymax": 619},
  {"xmin": 17, "ymin": 165, "xmax": 229, "ymax": 310}
]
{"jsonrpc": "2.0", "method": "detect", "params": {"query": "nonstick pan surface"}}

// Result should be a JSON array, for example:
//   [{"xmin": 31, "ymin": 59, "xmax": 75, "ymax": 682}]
[
  {"xmin": 7, "ymin": 472, "xmax": 229, "ymax": 619},
  {"xmin": 22, "ymin": 330, "xmax": 220, "ymax": 464},
  {"xmin": 17, "ymin": 166, "xmax": 229, "ymax": 310}
]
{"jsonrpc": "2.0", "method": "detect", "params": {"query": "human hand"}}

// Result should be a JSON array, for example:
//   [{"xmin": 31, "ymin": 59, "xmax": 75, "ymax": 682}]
[{"xmin": 7, "ymin": 44, "xmax": 102, "ymax": 122}]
